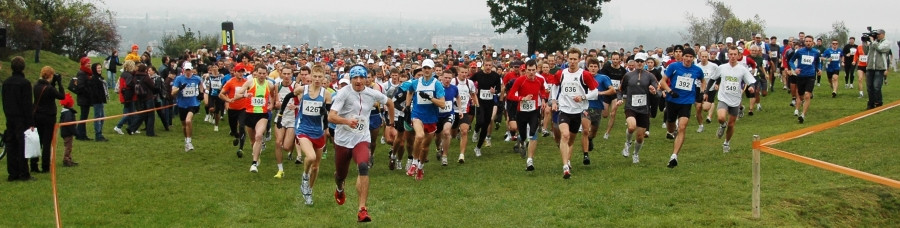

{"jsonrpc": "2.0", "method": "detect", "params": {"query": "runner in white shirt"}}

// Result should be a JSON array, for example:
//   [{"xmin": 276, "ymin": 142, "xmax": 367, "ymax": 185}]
[
  {"xmin": 549, "ymin": 48, "xmax": 599, "ymax": 179},
  {"xmin": 695, "ymin": 51, "xmax": 718, "ymax": 132},
  {"xmin": 708, "ymin": 47, "xmax": 757, "ymax": 153},
  {"xmin": 451, "ymin": 66, "xmax": 478, "ymax": 163},
  {"xmin": 328, "ymin": 64, "xmax": 394, "ymax": 223}
]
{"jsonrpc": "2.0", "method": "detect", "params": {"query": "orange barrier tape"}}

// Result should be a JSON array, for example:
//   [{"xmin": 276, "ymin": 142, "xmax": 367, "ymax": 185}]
[
  {"xmin": 759, "ymin": 146, "xmax": 900, "ymax": 189},
  {"xmin": 760, "ymin": 99, "xmax": 900, "ymax": 146},
  {"xmin": 51, "ymin": 104, "xmax": 175, "ymax": 228}
]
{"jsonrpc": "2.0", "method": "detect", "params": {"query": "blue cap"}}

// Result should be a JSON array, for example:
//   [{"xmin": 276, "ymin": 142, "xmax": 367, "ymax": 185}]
[{"xmin": 349, "ymin": 65, "xmax": 368, "ymax": 78}]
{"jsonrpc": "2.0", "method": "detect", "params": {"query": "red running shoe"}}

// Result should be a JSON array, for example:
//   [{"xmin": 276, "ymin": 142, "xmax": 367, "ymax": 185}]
[
  {"xmin": 334, "ymin": 190, "xmax": 346, "ymax": 205},
  {"xmin": 406, "ymin": 164, "xmax": 417, "ymax": 177},
  {"xmin": 358, "ymin": 207, "xmax": 372, "ymax": 222},
  {"xmin": 415, "ymin": 168, "xmax": 424, "ymax": 181}
]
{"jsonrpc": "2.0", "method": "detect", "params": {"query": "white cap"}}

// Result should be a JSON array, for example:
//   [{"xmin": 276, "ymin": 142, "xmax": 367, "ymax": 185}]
[
  {"xmin": 476, "ymin": 61, "xmax": 483, "ymax": 67},
  {"xmin": 634, "ymin": 53, "xmax": 649, "ymax": 61},
  {"xmin": 339, "ymin": 78, "xmax": 350, "ymax": 85},
  {"xmin": 366, "ymin": 59, "xmax": 375, "ymax": 64},
  {"xmin": 464, "ymin": 51, "xmax": 470, "ymax": 55},
  {"xmin": 538, "ymin": 53, "xmax": 545, "ymax": 58},
  {"xmin": 377, "ymin": 61, "xmax": 384, "ymax": 67},
  {"xmin": 430, "ymin": 54, "xmax": 437, "ymax": 58},
  {"xmin": 725, "ymin": 37, "xmax": 734, "ymax": 43},
  {"xmin": 700, "ymin": 46, "xmax": 707, "ymax": 51},
  {"xmin": 183, "ymin": 62, "xmax": 194, "ymax": 70},
  {"xmin": 422, "ymin": 59, "xmax": 435, "ymax": 68}
]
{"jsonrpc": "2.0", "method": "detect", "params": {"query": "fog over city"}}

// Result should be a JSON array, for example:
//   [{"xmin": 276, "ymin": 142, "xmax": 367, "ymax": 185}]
[{"xmin": 103, "ymin": 0, "xmax": 899, "ymax": 52}]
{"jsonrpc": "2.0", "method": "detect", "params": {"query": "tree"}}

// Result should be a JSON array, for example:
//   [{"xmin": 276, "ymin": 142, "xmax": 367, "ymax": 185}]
[
  {"xmin": 682, "ymin": 0, "xmax": 765, "ymax": 45},
  {"xmin": 0, "ymin": 0, "xmax": 120, "ymax": 60},
  {"xmin": 159, "ymin": 24, "xmax": 219, "ymax": 59},
  {"xmin": 817, "ymin": 21, "xmax": 850, "ymax": 47},
  {"xmin": 487, "ymin": 0, "xmax": 611, "ymax": 55}
]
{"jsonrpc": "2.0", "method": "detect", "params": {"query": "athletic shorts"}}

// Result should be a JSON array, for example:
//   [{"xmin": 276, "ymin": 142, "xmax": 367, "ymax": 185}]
[
  {"xmin": 789, "ymin": 76, "xmax": 798, "ymax": 85},
  {"xmin": 328, "ymin": 127, "xmax": 335, "ymax": 138},
  {"xmin": 624, "ymin": 109, "xmax": 650, "ymax": 129},
  {"xmin": 244, "ymin": 113, "xmax": 269, "ymax": 127},
  {"xmin": 664, "ymin": 102, "xmax": 692, "ymax": 123},
  {"xmin": 557, "ymin": 112, "xmax": 582, "ymax": 134},
  {"xmin": 297, "ymin": 133, "xmax": 326, "ymax": 149},
  {"xmin": 827, "ymin": 71, "xmax": 839, "ymax": 79},
  {"xmin": 857, "ymin": 66, "xmax": 867, "ymax": 71},
  {"xmin": 207, "ymin": 96, "xmax": 225, "ymax": 114},
  {"xmin": 582, "ymin": 108, "xmax": 603, "ymax": 124},
  {"xmin": 746, "ymin": 77, "xmax": 766, "ymax": 98},
  {"xmin": 704, "ymin": 90, "xmax": 717, "ymax": 103},
  {"xmin": 422, "ymin": 123, "xmax": 437, "ymax": 134},
  {"xmin": 603, "ymin": 96, "xmax": 617, "ymax": 105},
  {"xmin": 552, "ymin": 110, "xmax": 561, "ymax": 124},
  {"xmin": 178, "ymin": 106, "xmax": 200, "ymax": 122},
  {"xmin": 695, "ymin": 89, "xmax": 706, "ymax": 103},
  {"xmin": 369, "ymin": 113, "xmax": 383, "ymax": 131},
  {"xmin": 437, "ymin": 115, "xmax": 455, "ymax": 133},
  {"xmin": 453, "ymin": 113, "xmax": 471, "ymax": 129},
  {"xmin": 717, "ymin": 101, "xmax": 741, "ymax": 117},
  {"xmin": 278, "ymin": 109, "xmax": 296, "ymax": 129},
  {"xmin": 505, "ymin": 101, "xmax": 519, "ymax": 120},
  {"xmin": 394, "ymin": 119, "xmax": 406, "ymax": 132},
  {"xmin": 796, "ymin": 76, "xmax": 816, "ymax": 95}
]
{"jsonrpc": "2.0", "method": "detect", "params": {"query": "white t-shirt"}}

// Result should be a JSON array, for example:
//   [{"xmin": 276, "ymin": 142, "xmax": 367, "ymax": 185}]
[
  {"xmin": 698, "ymin": 62, "xmax": 719, "ymax": 91},
  {"xmin": 553, "ymin": 68, "xmax": 589, "ymax": 114},
  {"xmin": 330, "ymin": 86, "xmax": 389, "ymax": 148},
  {"xmin": 451, "ymin": 78, "xmax": 476, "ymax": 113},
  {"xmin": 709, "ymin": 63, "xmax": 756, "ymax": 107}
]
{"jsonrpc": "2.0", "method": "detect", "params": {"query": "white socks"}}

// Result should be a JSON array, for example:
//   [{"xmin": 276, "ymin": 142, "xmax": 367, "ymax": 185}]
[{"xmin": 277, "ymin": 163, "xmax": 283, "ymax": 171}]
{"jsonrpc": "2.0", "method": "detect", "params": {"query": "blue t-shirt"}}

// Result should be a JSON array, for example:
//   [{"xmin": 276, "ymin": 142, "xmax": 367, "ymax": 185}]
[
  {"xmin": 296, "ymin": 86, "xmax": 327, "ymax": 138},
  {"xmin": 173, "ymin": 75, "xmax": 202, "ymax": 108},
  {"xmin": 439, "ymin": 84, "xmax": 458, "ymax": 118},
  {"xmin": 822, "ymin": 48, "xmax": 842, "ymax": 71},
  {"xmin": 589, "ymin": 73, "xmax": 612, "ymax": 110},
  {"xmin": 402, "ymin": 76, "xmax": 445, "ymax": 123},
  {"xmin": 664, "ymin": 62, "xmax": 705, "ymax": 105},
  {"xmin": 789, "ymin": 47, "xmax": 821, "ymax": 77}
]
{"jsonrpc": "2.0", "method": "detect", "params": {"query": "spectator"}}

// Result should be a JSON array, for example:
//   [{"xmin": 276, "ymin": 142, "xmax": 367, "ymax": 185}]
[
  {"xmin": 59, "ymin": 94, "xmax": 78, "ymax": 166},
  {"xmin": 31, "ymin": 66, "xmax": 66, "ymax": 173},
  {"xmin": 3, "ymin": 56, "xmax": 36, "ymax": 181}
]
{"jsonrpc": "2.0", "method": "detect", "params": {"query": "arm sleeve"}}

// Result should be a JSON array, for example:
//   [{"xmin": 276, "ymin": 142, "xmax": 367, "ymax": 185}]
[
  {"xmin": 617, "ymin": 74, "xmax": 628, "ymax": 100},
  {"xmin": 279, "ymin": 93, "xmax": 296, "ymax": 111}
]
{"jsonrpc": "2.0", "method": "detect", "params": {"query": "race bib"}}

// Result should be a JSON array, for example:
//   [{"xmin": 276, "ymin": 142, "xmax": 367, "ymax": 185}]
[
  {"xmin": 562, "ymin": 81, "xmax": 580, "ymax": 96},
  {"xmin": 859, "ymin": 55, "xmax": 868, "ymax": 63},
  {"xmin": 674, "ymin": 76, "xmax": 694, "ymax": 91},
  {"xmin": 302, "ymin": 100, "xmax": 323, "ymax": 116},
  {"xmin": 631, "ymin": 94, "xmax": 647, "ymax": 107},
  {"xmin": 611, "ymin": 80, "xmax": 621, "ymax": 90},
  {"xmin": 210, "ymin": 80, "xmax": 222, "ymax": 90},
  {"xmin": 519, "ymin": 100, "xmax": 536, "ymax": 112},
  {"xmin": 830, "ymin": 54, "xmax": 840, "ymax": 61},
  {"xmin": 459, "ymin": 94, "xmax": 469, "ymax": 105},
  {"xmin": 347, "ymin": 115, "xmax": 368, "ymax": 134},
  {"xmin": 439, "ymin": 103, "xmax": 453, "ymax": 113},
  {"xmin": 769, "ymin": 51, "xmax": 778, "ymax": 58},
  {"xmin": 251, "ymin": 97, "xmax": 266, "ymax": 107},
  {"xmin": 182, "ymin": 86, "xmax": 198, "ymax": 97},
  {"xmin": 801, "ymin": 55, "xmax": 814, "ymax": 65},
  {"xmin": 417, "ymin": 90, "xmax": 434, "ymax": 104},
  {"xmin": 479, "ymin": 89, "xmax": 493, "ymax": 100},
  {"xmin": 723, "ymin": 80, "xmax": 740, "ymax": 93}
]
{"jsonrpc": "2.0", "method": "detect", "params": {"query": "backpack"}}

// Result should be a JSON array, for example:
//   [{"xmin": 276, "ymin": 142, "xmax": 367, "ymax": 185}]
[
  {"xmin": 131, "ymin": 75, "xmax": 149, "ymax": 99},
  {"xmin": 153, "ymin": 75, "xmax": 168, "ymax": 100}
]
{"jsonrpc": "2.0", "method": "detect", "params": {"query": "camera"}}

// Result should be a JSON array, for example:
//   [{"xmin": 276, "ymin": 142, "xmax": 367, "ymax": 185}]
[
  {"xmin": 861, "ymin": 26, "xmax": 879, "ymax": 42},
  {"xmin": 52, "ymin": 73, "xmax": 61, "ymax": 83}
]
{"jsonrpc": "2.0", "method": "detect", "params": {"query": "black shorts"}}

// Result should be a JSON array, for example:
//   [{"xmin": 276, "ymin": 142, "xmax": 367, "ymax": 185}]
[
  {"xmin": 244, "ymin": 113, "xmax": 269, "ymax": 127},
  {"xmin": 857, "ymin": 66, "xmax": 867, "ymax": 71},
  {"xmin": 664, "ymin": 102, "xmax": 692, "ymax": 123},
  {"xmin": 557, "ymin": 112, "xmax": 582, "ymax": 134},
  {"xmin": 746, "ymin": 77, "xmax": 766, "ymax": 98},
  {"xmin": 603, "ymin": 95, "xmax": 616, "ymax": 105},
  {"xmin": 452, "ymin": 113, "xmax": 471, "ymax": 129},
  {"xmin": 505, "ymin": 101, "xmax": 518, "ymax": 120},
  {"xmin": 827, "ymin": 71, "xmax": 839, "ymax": 79},
  {"xmin": 789, "ymin": 76, "xmax": 798, "ymax": 85},
  {"xmin": 178, "ymin": 106, "xmax": 200, "ymax": 122},
  {"xmin": 625, "ymin": 109, "xmax": 650, "ymax": 129},
  {"xmin": 694, "ymin": 89, "xmax": 706, "ymax": 103},
  {"xmin": 436, "ymin": 115, "xmax": 455, "ymax": 133},
  {"xmin": 704, "ymin": 90, "xmax": 717, "ymax": 103},
  {"xmin": 207, "ymin": 95, "xmax": 225, "ymax": 114},
  {"xmin": 796, "ymin": 76, "xmax": 816, "ymax": 95}
]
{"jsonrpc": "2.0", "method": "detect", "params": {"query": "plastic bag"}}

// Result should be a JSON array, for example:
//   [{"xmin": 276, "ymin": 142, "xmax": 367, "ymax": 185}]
[{"xmin": 24, "ymin": 128, "xmax": 40, "ymax": 159}]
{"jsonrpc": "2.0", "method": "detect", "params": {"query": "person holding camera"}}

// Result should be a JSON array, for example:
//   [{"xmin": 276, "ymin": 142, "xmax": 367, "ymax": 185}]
[
  {"xmin": 31, "ymin": 66, "xmax": 66, "ymax": 173},
  {"xmin": 865, "ymin": 29, "xmax": 891, "ymax": 109}
]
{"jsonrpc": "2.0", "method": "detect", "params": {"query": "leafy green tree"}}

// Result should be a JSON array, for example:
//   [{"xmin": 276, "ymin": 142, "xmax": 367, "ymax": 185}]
[
  {"xmin": 817, "ymin": 21, "xmax": 850, "ymax": 47},
  {"xmin": 0, "ymin": 0, "xmax": 120, "ymax": 60},
  {"xmin": 487, "ymin": 0, "xmax": 611, "ymax": 54},
  {"xmin": 682, "ymin": 0, "xmax": 766, "ymax": 45},
  {"xmin": 159, "ymin": 24, "xmax": 219, "ymax": 59}
]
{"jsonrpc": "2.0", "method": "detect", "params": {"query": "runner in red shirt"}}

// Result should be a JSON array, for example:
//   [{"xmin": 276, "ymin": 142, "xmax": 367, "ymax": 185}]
[{"xmin": 507, "ymin": 59, "xmax": 549, "ymax": 171}]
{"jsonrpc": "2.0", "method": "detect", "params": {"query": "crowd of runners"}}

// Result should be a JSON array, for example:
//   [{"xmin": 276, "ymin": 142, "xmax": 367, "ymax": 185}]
[{"xmin": 4, "ymin": 30, "xmax": 894, "ymax": 222}]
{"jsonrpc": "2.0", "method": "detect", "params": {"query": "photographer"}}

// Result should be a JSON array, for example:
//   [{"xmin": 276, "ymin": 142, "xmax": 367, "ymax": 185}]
[
  {"xmin": 865, "ymin": 29, "xmax": 891, "ymax": 109},
  {"xmin": 31, "ymin": 67, "xmax": 66, "ymax": 173}
]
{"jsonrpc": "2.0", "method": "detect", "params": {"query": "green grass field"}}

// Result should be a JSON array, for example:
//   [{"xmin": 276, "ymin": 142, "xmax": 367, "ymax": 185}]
[{"xmin": 1, "ymin": 53, "xmax": 898, "ymax": 227}]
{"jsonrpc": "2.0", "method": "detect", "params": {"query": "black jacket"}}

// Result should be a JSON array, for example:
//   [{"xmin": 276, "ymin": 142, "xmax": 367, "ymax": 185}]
[
  {"xmin": 59, "ymin": 108, "xmax": 77, "ymax": 138},
  {"xmin": 131, "ymin": 71, "xmax": 157, "ymax": 101},
  {"xmin": 69, "ymin": 70, "xmax": 106, "ymax": 106},
  {"xmin": 2, "ymin": 72, "xmax": 35, "ymax": 128},
  {"xmin": 106, "ymin": 55, "xmax": 122, "ymax": 72},
  {"xmin": 33, "ymin": 79, "xmax": 66, "ymax": 118}
]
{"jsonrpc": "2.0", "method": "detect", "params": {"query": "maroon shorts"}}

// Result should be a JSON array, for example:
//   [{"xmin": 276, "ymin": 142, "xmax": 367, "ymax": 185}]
[
  {"xmin": 296, "ymin": 134, "xmax": 326, "ymax": 149},
  {"xmin": 423, "ymin": 123, "xmax": 437, "ymax": 134}
]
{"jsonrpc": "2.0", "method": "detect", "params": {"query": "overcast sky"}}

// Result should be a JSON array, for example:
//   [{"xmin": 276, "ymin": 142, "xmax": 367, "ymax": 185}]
[{"xmin": 103, "ymin": 0, "xmax": 899, "ymax": 39}]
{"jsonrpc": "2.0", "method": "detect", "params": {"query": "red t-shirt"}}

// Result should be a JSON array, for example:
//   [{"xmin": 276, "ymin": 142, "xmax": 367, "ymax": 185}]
[
  {"xmin": 507, "ymin": 75, "xmax": 548, "ymax": 111},
  {"xmin": 221, "ymin": 76, "xmax": 250, "ymax": 110}
]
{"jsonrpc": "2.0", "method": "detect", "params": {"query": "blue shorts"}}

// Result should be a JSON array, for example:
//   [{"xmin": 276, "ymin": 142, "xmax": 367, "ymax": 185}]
[
  {"xmin": 552, "ymin": 111, "xmax": 560, "ymax": 124},
  {"xmin": 369, "ymin": 113, "xmax": 383, "ymax": 130}
]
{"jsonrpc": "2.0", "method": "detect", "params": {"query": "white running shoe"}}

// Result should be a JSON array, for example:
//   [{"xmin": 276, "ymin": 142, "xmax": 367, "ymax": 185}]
[
  {"xmin": 441, "ymin": 156, "xmax": 448, "ymax": 166},
  {"xmin": 622, "ymin": 142, "xmax": 631, "ymax": 157},
  {"xmin": 405, "ymin": 158, "xmax": 412, "ymax": 171},
  {"xmin": 250, "ymin": 164, "xmax": 258, "ymax": 173},
  {"xmin": 644, "ymin": 131, "xmax": 650, "ymax": 138},
  {"xmin": 504, "ymin": 133, "xmax": 511, "ymax": 142},
  {"xmin": 301, "ymin": 173, "xmax": 313, "ymax": 205},
  {"xmin": 472, "ymin": 131, "xmax": 478, "ymax": 143},
  {"xmin": 458, "ymin": 154, "xmax": 465, "ymax": 163},
  {"xmin": 756, "ymin": 104, "xmax": 762, "ymax": 111},
  {"xmin": 214, "ymin": 126, "xmax": 219, "ymax": 132},
  {"xmin": 716, "ymin": 124, "xmax": 726, "ymax": 139},
  {"xmin": 723, "ymin": 142, "xmax": 731, "ymax": 153},
  {"xmin": 859, "ymin": 91, "xmax": 864, "ymax": 98},
  {"xmin": 793, "ymin": 109, "xmax": 799, "ymax": 116},
  {"xmin": 662, "ymin": 123, "xmax": 666, "ymax": 129},
  {"xmin": 485, "ymin": 137, "xmax": 492, "ymax": 147},
  {"xmin": 113, "ymin": 126, "xmax": 124, "ymax": 135},
  {"xmin": 185, "ymin": 142, "xmax": 194, "ymax": 152},
  {"xmin": 204, "ymin": 114, "xmax": 210, "ymax": 123},
  {"xmin": 380, "ymin": 136, "xmax": 386, "ymax": 145},
  {"xmin": 474, "ymin": 148, "xmax": 482, "ymax": 157},
  {"xmin": 526, "ymin": 158, "xmax": 534, "ymax": 171},
  {"xmin": 697, "ymin": 124, "xmax": 704, "ymax": 133},
  {"xmin": 603, "ymin": 133, "xmax": 609, "ymax": 140},
  {"xmin": 632, "ymin": 149, "xmax": 640, "ymax": 164}
]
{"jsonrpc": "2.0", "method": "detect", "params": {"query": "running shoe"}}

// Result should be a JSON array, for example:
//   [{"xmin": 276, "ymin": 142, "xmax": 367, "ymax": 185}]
[
  {"xmin": 667, "ymin": 154, "xmax": 678, "ymax": 168},
  {"xmin": 832, "ymin": 91, "xmax": 837, "ymax": 98},
  {"xmin": 697, "ymin": 125, "xmax": 704, "ymax": 133},
  {"xmin": 113, "ymin": 126, "xmax": 124, "ymax": 135},
  {"xmin": 441, "ymin": 156, "xmax": 448, "ymax": 166},
  {"xmin": 472, "ymin": 131, "xmax": 478, "ymax": 143},
  {"xmin": 233, "ymin": 137, "xmax": 239, "ymax": 146},
  {"xmin": 415, "ymin": 168, "xmax": 424, "ymax": 181},
  {"xmin": 474, "ymin": 148, "xmax": 482, "ymax": 157},
  {"xmin": 526, "ymin": 158, "xmax": 534, "ymax": 171},
  {"xmin": 603, "ymin": 132, "xmax": 609, "ymax": 140},
  {"xmin": 250, "ymin": 164, "xmax": 258, "ymax": 173},
  {"xmin": 716, "ymin": 124, "xmax": 726, "ymax": 139},
  {"xmin": 798, "ymin": 114, "xmax": 805, "ymax": 124},
  {"xmin": 723, "ymin": 142, "xmax": 731, "ymax": 153},
  {"xmin": 274, "ymin": 170, "xmax": 284, "ymax": 179},
  {"xmin": 632, "ymin": 149, "xmax": 640, "ymax": 164},
  {"xmin": 357, "ymin": 207, "xmax": 371, "ymax": 222},
  {"xmin": 301, "ymin": 174, "xmax": 312, "ymax": 205},
  {"xmin": 588, "ymin": 141, "xmax": 594, "ymax": 151},
  {"xmin": 514, "ymin": 142, "xmax": 525, "ymax": 159},
  {"xmin": 542, "ymin": 130, "xmax": 550, "ymax": 137},
  {"xmin": 666, "ymin": 132, "xmax": 676, "ymax": 140},
  {"xmin": 582, "ymin": 153, "xmax": 591, "ymax": 165},
  {"xmin": 334, "ymin": 189, "xmax": 346, "ymax": 205},
  {"xmin": 405, "ymin": 158, "xmax": 412, "ymax": 171},
  {"xmin": 389, "ymin": 158, "xmax": 396, "ymax": 170},
  {"xmin": 793, "ymin": 109, "xmax": 799, "ymax": 116},
  {"xmin": 858, "ymin": 91, "xmax": 864, "ymax": 98},
  {"xmin": 504, "ymin": 133, "xmax": 511, "ymax": 142},
  {"xmin": 705, "ymin": 117, "xmax": 712, "ymax": 124},
  {"xmin": 622, "ymin": 142, "xmax": 631, "ymax": 157},
  {"xmin": 214, "ymin": 126, "xmax": 219, "ymax": 132},
  {"xmin": 236, "ymin": 149, "xmax": 243, "ymax": 158},
  {"xmin": 406, "ymin": 164, "xmax": 417, "ymax": 177},
  {"xmin": 562, "ymin": 165, "xmax": 571, "ymax": 179},
  {"xmin": 185, "ymin": 142, "xmax": 194, "ymax": 152},
  {"xmin": 458, "ymin": 154, "xmax": 465, "ymax": 164},
  {"xmin": 790, "ymin": 100, "xmax": 796, "ymax": 107},
  {"xmin": 380, "ymin": 136, "xmax": 386, "ymax": 145},
  {"xmin": 485, "ymin": 137, "xmax": 492, "ymax": 147}
]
